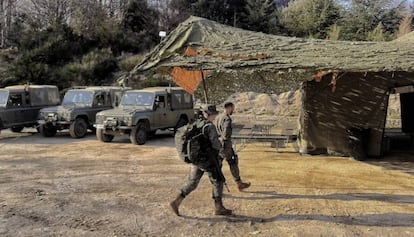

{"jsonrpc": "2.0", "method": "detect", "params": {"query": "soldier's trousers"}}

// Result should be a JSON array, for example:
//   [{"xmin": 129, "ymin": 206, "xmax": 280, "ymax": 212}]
[
  {"xmin": 180, "ymin": 164, "xmax": 223, "ymax": 201},
  {"xmin": 220, "ymin": 145, "xmax": 241, "ymax": 182}
]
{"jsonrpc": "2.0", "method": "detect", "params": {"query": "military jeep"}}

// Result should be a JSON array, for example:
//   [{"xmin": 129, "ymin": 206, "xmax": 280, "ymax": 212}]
[
  {"xmin": 0, "ymin": 85, "xmax": 60, "ymax": 134},
  {"xmin": 95, "ymin": 87, "xmax": 195, "ymax": 145},
  {"xmin": 38, "ymin": 86, "xmax": 128, "ymax": 138}
]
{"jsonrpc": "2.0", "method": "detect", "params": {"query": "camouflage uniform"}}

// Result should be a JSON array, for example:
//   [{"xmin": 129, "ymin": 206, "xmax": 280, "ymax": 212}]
[
  {"xmin": 171, "ymin": 104, "xmax": 232, "ymax": 216},
  {"xmin": 180, "ymin": 118, "xmax": 224, "ymax": 201},
  {"xmin": 215, "ymin": 112, "xmax": 241, "ymax": 181}
]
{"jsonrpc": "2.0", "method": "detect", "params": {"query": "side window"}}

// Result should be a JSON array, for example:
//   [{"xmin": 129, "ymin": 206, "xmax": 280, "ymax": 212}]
[
  {"xmin": 7, "ymin": 93, "xmax": 23, "ymax": 107},
  {"xmin": 183, "ymin": 93, "xmax": 192, "ymax": 104},
  {"xmin": 155, "ymin": 95, "xmax": 165, "ymax": 109},
  {"xmin": 94, "ymin": 93, "xmax": 105, "ymax": 107}
]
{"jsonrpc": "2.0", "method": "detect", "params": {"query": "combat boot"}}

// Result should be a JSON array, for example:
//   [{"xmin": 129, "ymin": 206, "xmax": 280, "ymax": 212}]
[
  {"xmin": 237, "ymin": 180, "xmax": 251, "ymax": 191},
  {"xmin": 214, "ymin": 199, "xmax": 233, "ymax": 216},
  {"xmin": 170, "ymin": 194, "xmax": 184, "ymax": 216}
]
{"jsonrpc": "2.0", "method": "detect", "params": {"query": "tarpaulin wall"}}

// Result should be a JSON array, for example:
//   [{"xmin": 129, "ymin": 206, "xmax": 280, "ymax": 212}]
[{"xmin": 299, "ymin": 72, "xmax": 414, "ymax": 157}]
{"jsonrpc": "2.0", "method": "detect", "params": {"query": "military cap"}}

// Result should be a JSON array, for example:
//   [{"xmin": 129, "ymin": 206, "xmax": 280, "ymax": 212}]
[{"xmin": 200, "ymin": 104, "xmax": 219, "ymax": 115}]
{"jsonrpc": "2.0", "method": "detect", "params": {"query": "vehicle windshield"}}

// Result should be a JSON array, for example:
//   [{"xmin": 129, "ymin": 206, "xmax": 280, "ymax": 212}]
[
  {"xmin": 120, "ymin": 92, "xmax": 154, "ymax": 106},
  {"xmin": 0, "ymin": 90, "xmax": 8, "ymax": 107},
  {"xmin": 62, "ymin": 91, "xmax": 94, "ymax": 106}
]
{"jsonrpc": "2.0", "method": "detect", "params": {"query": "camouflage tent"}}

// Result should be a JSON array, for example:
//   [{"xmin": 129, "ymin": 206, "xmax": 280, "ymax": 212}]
[
  {"xmin": 135, "ymin": 16, "xmax": 414, "ymax": 73},
  {"xmin": 134, "ymin": 16, "xmax": 414, "ymax": 157}
]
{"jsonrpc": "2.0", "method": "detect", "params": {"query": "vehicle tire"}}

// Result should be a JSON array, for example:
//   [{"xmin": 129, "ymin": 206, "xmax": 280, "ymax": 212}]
[
  {"xmin": 174, "ymin": 117, "xmax": 188, "ymax": 133},
  {"xmin": 130, "ymin": 122, "xmax": 147, "ymax": 145},
  {"xmin": 69, "ymin": 118, "xmax": 88, "ymax": 138},
  {"xmin": 96, "ymin": 128, "xmax": 114, "ymax": 142},
  {"xmin": 39, "ymin": 125, "xmax": 57, "ymax": 137},
  {"xmin": 11, "ymin": 126, "xmax": 24, "ymax": 133}
]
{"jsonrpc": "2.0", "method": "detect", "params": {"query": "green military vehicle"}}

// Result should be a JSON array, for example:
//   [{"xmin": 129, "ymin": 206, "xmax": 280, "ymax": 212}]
[
  {"xmin": 0, "ymin": 85, "xmax": 60, "ymax": 134},
  {"xmin": 95, "ymin": 87, "xmax": 194, "ymax": 145},
  {"xmin": 38, "ymin": 86, "xmax": 128, "ymax": 138}
]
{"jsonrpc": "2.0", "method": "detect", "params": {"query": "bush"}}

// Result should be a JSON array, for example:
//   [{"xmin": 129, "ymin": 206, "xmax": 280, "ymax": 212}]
[{"xmin": 118, "ymin": 54, "xmax": 145, "ymax": 72}]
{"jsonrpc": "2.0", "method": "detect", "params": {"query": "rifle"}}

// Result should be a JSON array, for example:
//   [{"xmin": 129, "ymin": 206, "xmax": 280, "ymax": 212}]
[{"xmin": 211, "ymin": 153, "xmax": 230, "ymax": 192}]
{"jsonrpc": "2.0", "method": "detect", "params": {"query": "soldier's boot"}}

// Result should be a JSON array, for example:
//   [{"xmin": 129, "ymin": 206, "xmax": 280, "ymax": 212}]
[
  {"xmin": 214, "ymin": 199, "xmax": 233, "ymax": 216},
  {"xmin": 170, "ymin": 194, "xmax": 185, "ymax": 216},
  {"xmin": 237, "ymin": 180, "xmax": 251, "ymax": 191}
]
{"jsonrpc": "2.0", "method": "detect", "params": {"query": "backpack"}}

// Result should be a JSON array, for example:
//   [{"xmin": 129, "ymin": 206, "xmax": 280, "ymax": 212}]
[{"xmin": 175, "ymin": 120, "xmax": 210, "ymax": 164}]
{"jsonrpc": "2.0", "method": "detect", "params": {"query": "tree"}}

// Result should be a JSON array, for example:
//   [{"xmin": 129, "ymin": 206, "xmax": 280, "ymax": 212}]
[
  {"xmin": 22, "ymin": 0, "xmax": 72, "ymax": 27},
  {"xmin": 280, "ymin": 0, "xmax": 340, "ymax": 38},
  {"xmin": 0, "ymin": 0, "xmax": 17, "ymax": 48},
  {"xmin": 120, "ymin": 0, "xmax": 159, "ymax": 53},
  {"xmin": 159, "ymin": 0, "xmax": 193, "ymax": 32},
  {"xmin": 339, "ymin": 0, "xmax": 405, "ymax": 41},
  {"xmin": 190, "ymin": 0, "xmax": 247, "ymax": 27},
  {"xmin": 240, "ymin": 0, "xmax": 279, "ymax": 33}
]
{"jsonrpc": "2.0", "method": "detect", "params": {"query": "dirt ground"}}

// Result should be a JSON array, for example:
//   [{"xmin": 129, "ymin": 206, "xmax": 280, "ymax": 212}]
[{"xmin": 1, "ymin": 129, "xmax": 414, "ymax": 237}]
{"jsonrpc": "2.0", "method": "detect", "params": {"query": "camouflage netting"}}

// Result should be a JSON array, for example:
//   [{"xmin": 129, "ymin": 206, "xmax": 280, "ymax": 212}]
[
  {"xmin": 131, "ymin": 16, "xmax": 414, "ymax": 157},
  {"xmin": 134, "ymin": 16, "xmax": 414, "ymax": 74}
]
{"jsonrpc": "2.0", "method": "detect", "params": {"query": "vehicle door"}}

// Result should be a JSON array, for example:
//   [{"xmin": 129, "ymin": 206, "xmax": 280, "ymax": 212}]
[
  {"xmin": 89, "ymin": 91, "xmax": 111, "ymax": 124},
  {"xmin": 153, "ymin": 94, "xmax": 170, "ymax": 129},
  {"xmin": 23, "ymin": 90, "xmax": 44, "ymax": 123},
  {"xmin": 3, "ymin": 92, "xmax": 25, "ymax": 127}
]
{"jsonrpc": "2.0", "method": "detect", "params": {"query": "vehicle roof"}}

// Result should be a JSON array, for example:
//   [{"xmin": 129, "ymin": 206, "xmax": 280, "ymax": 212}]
[
  {"xmin": 126, "ymin": 87, "xmax": 185, "ymax": 93},
  {"xmin": 3, "ymin": 85, "xmax": 58, "ymax": 92},
  {"xmin": 68, "ymin": 86, "xmax": 128, "ymax": 92}
]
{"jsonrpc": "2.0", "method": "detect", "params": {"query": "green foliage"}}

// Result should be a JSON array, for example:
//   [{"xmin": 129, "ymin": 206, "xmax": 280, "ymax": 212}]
[
  {"xmin": 2, "ymin": 0, "xmax": 411, "ymax": 90},
  {"xmin": 188, "ymin": 0, "xmax": 247, "ymax": 27},
  {"xmin": 366, "ymin": 22, "xmax": 386, "ymax": 41},
  {"xmin": 118, "ymin": 54, "xmax": 145, "ymax": 72},
  {"xmin": 327, "ymin": 24, "xmax": 342, "ymax": 40},
  {"xmin": 339, "ymin": 0, "xmax": 404, "ymax": 41},
  {"xmin": 240, "ymin": 0, "xmax": 279, "ymax": 33},
  {"xmin": 12, "ymin": 24, "xmax": 90, "ymax": 88},
  {"xmin": 120, "ymin": 0, "xmax": 159, "ymax": 53},
  {"xmin": 280, "ymin": 0, "xmax": 340, "ymax": 38},
  {"xmin": 59, "ymin": 48, "xmax": 117, "ymax": 86}
]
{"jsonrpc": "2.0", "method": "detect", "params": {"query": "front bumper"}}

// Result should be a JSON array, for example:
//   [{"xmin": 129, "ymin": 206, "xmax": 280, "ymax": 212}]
[
  {"xmin": 94, "ymin": 118, "xmax": 133, "ymax": 133},
  {"xmin": 38, "ymin": 119, "xmax": 71, "ymax": 126}
]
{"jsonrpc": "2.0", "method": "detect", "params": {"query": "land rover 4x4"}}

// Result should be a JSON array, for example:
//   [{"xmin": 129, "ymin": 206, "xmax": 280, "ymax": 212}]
[
  {"xmin": 95, "ymin": 87, "xmax": 195, "ymax": 145},
  {"xmin": 38, "ymin": 86, "xmax": 128, "ymax": 138},
  {"xmin": 0, "ymin": 85, "xmax": 60, "ymax": 134}
]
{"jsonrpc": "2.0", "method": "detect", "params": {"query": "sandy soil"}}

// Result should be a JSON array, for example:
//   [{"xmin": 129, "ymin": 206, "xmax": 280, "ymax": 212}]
[{"xmin": 1, "ymin": 129, "xmax": 414, "ymax": 237}]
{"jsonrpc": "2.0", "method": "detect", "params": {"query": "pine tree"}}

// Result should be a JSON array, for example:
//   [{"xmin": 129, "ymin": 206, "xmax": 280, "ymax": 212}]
[{"xmin": 240, "ymin": 0, "xmax": 278, "ymax": 33}]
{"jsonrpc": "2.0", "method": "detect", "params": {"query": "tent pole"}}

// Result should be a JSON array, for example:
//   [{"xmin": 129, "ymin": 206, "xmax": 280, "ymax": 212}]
[{"xmin": 201, "ymin": 68, "xmax": 209, "ymax": 104}]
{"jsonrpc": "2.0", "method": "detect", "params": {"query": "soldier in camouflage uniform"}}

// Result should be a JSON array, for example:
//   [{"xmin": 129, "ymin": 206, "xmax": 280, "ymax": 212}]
[
  {"xmin": 215, "ymin": 102, "xmax": 251, "ymax": 191},
  {"xmin": 170, "ymin": 104, "xmax": 232, "ymax": 216}
]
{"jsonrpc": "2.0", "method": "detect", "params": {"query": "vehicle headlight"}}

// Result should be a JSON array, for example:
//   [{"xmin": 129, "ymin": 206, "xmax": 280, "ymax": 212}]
[
  {"xmin": 96, "ymin": 114, "xmax": 104, "ymax": 124},
  {"xmin": 47, "ymin": 112, "xmax": 58, "ymax": 121},
  {"xmin": 124, "ymin": 116, "xmax": 133, "ymax": 126},
  {"xmin": 62, "ymin": 112, "xmax": 73, "ymax": 121}
]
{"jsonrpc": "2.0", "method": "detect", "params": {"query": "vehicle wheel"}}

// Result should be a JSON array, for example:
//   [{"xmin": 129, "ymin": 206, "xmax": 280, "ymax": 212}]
[
  {"xmin": 39, "ymin": 125, "xmax": 57, "ymax": 137},
  {"xmin": 96, "ymin": 128, "xmax": 114, "ymax": 142},
  {"xmin": 69, "ymin": 118, "xmax": 88, "ymax": 138},
  {"xmin": 11, "ymin": 126, "xmax": 24, "ymax": 133},
  {"xmin": 174, "ymin": 117, "xmax": 188, "ymax": 133},
  {"xmin": 130, "ymin": 123, "xmax": 147, "ymax": 145}
]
